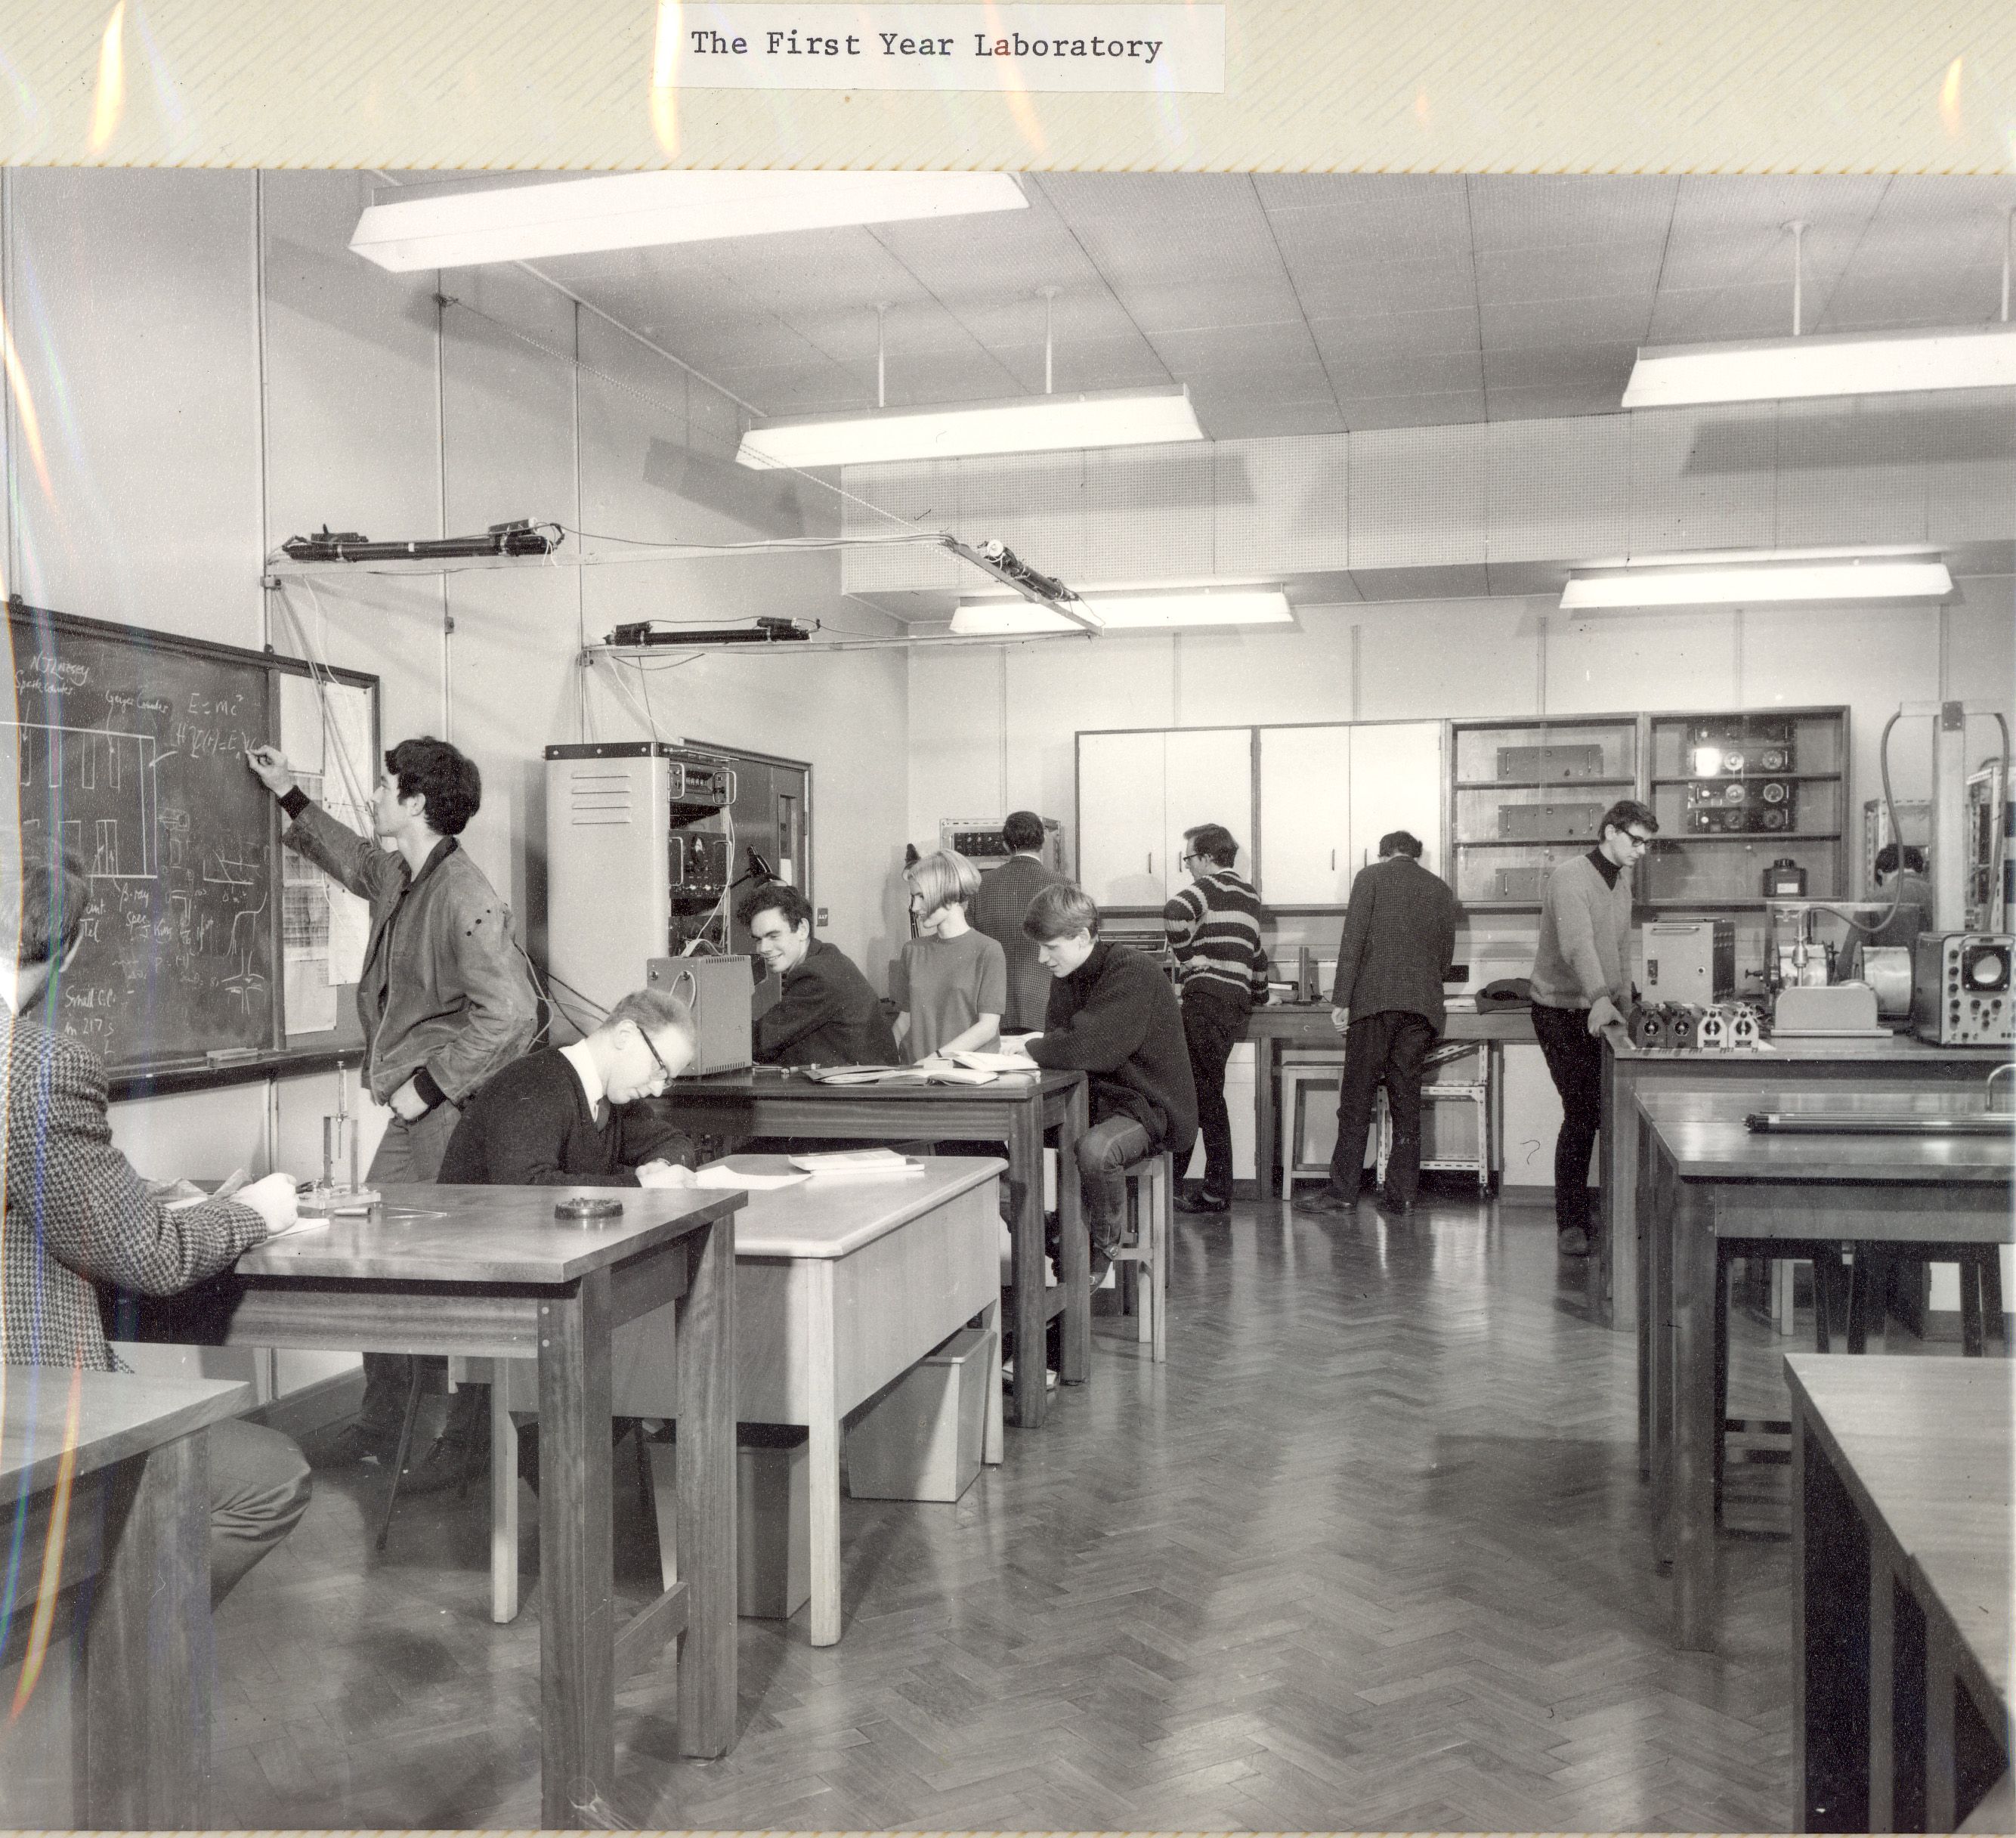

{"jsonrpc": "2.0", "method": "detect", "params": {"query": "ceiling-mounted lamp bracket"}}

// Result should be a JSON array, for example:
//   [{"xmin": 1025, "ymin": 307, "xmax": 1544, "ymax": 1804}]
[{"xmin": 1785, "ymin": 220, "xmax": 1807, "ymax": 337}]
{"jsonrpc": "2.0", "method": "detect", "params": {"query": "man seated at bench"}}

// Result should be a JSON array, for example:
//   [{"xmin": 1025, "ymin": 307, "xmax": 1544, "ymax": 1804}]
[
  {"xmin": 438, "ymin": 986, "xmax": 698, "ymax": 1185},
  {"xmin": 425, "ymin": 988, "xmax": 700, "ymax": 1487},
  {"xmin": 1, "ymin": 838, "xmax": 311, "ymax": 1604},
  {"xmin": 1013, "ymin": 882, "xmax": 1198, "ymax": 1283},
  {"xmin": 741, "ymin": 880, "xmax": 898, "ymax": 1066}
]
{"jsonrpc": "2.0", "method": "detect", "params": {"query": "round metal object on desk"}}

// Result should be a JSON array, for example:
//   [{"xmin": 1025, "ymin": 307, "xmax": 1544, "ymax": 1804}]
[{"xmin": 554, "ymin": 1194, "xmax": 624, "ymax": 1221}]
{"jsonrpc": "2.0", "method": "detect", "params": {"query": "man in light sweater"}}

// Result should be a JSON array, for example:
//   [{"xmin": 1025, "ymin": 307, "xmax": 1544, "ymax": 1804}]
[{"xmin": 1529, "ymin": 799, "xmax": 1658, "ymax": 1256}]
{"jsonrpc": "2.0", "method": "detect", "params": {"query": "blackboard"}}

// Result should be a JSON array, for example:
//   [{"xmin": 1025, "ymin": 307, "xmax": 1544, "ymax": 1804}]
[{"xmin": 5, "ymin": 601, "xmax": 379, "ymax": 1084}]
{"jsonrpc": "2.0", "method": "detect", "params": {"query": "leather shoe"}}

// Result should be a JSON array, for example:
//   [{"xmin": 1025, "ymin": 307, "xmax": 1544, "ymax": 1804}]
[
  {"xmin": 393, "ymin": 1434, "xmax": 473, "ymax": 1497},
  {"xmin": 1174, "ymin": 1185, "xmax": 1230, "ymax": 1215},
  {"xmin": 1558, "ymin": 1225, "xmax": 1591, "ymax": 1257},
  {"xmin": 1292, "ymin": 1189, "xmax": 1359, "ymax": 1217},
  {"xmin": 1377, "ymin": 1192, "xmax": 1416, "ymax": 1219}
]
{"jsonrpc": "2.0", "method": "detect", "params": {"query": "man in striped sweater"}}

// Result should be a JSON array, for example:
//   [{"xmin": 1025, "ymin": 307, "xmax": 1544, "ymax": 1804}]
[{"xmin": 1164, "ymin": 824, "xmax": 1271, "ymax": 1215}]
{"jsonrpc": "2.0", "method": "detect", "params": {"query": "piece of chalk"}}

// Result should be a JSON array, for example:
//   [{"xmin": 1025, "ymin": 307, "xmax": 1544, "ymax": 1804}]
[{"xmin": 555, "ymin": 1194, "xmax": 623, "ymax": 1221}]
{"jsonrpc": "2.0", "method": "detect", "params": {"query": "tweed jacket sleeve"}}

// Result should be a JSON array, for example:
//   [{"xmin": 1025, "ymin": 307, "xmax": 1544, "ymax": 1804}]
[{"xmin": 2, "ymin": 1015, "xmax": 268, "ymax": 1369}]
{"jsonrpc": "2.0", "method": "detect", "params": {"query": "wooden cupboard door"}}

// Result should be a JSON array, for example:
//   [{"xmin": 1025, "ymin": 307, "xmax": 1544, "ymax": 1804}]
[
  {"xmin": 1162, "ymin": 728, "xmax": 1254, "ymax": 902},
  {"xmin": 1348, "ymin": 722, "xmax": 1446, "ymax": 879},
  {"xmin": 1077, "ymin": 730, "xmax": 1167, "ymax": 908},
  {"xmin": 1257, "ymin": 726, "xmax": 1351, "ymax": 905}
]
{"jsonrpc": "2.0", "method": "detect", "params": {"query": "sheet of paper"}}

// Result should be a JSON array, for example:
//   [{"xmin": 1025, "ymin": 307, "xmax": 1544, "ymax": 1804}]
[{"xmin": 694, "ymin": 1163, "xmax": 812, "ymax": 1190}]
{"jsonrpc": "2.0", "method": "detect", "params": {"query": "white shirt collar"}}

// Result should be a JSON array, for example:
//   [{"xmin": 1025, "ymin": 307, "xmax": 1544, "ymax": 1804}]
[{"xmin": 558, "ymin": 1038, "xmax": 605, "ymax": 1113}]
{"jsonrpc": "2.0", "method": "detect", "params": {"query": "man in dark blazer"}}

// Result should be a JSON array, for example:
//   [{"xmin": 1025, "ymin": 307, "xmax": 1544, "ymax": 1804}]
[
  {"xmin": 1296, "ymin": 830, "xmax": 1459, "ymax": 1219},
  {"xmin": 1, "ymin": 839, "xmax": 312, "ymax": 1604},
  {"xmin": 969, "ymin": 812, "xmax": 1066, "ymax": 1032}
]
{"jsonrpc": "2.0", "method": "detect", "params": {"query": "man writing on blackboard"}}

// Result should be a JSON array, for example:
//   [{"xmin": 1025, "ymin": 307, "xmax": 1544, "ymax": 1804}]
[{"xmin": 249, "ymin": 735, "xmax": 537, "ymax": 1477}]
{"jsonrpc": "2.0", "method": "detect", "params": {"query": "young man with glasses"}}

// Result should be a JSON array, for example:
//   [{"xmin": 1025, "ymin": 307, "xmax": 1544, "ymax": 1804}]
[
  {"xmin": 436, "ymin": 986, "xmax": 698, "ymax": 1185},
  {"xmin": 1530, "ymin": 799, "xmax": 1659, "ymax": 1257}
]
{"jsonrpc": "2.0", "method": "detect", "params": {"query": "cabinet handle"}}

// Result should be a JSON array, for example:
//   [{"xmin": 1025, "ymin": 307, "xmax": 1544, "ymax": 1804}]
[
  {"xmin": 1147, "ymin": 851, "xmax": 1154, "ymax": 875},
  {"xmin": 1330, "ymin": 849, "xmax": 1336, "ymax": 871}
]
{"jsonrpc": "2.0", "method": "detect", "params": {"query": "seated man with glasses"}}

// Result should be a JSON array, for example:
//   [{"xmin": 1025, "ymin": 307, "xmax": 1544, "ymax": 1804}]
[
  {"xmin": 1529, "ymin": 798, "xmax": 1659, "ymax": 1258},
  {"xmin": 436, "ymin": 986, "xmax": 697, "ymax": 1187}
]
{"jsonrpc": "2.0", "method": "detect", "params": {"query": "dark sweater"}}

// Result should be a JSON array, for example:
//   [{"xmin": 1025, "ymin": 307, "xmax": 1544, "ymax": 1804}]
[
  {"xmin": 1027, "ymin": 941, "xmax": 1198, "ymax": 1154},
  {"xmin": 1330, "ymin": 855, "xmax": 1461, "ymax": 1029},
  {"xmin": 754, "ymin": 937, "xmax": 900, "ymax": 1067},
  {"xmin": 438, "ymin": 1048, "xmax": 647, "ymax": 1185}
]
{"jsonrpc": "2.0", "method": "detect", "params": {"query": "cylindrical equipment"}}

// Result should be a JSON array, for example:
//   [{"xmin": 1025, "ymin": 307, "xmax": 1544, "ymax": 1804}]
[{"xmin": 1860, "ymin": 945, "xmax": 1914, "ymax": 1020}]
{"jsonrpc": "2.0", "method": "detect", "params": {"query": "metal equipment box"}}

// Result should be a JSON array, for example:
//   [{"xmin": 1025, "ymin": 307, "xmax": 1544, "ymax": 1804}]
[
  {"xmin": 1640, "ymin": 919, "xmax": 1736, "ymax": 1004},
  {"xmin": 1496, "ymin": 743, "xmax": 1606, "ymax": 781},
  {"xmin": 1497, "ymin": 802, "xmax": 1602, "ymax": 841},
  {"xmin": 1912, "ymin": 932, "xmax": 2014, "ymax": 1046},
  {"xmin": 645, "ymin": 955, "xmax": 756, "ymax": 1073}
]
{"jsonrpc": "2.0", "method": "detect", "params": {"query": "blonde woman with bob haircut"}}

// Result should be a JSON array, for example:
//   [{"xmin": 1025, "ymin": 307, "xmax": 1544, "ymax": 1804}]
[{"xmin": 892, "ymin": 849, "xmax": 1008, "ymax": 1060}]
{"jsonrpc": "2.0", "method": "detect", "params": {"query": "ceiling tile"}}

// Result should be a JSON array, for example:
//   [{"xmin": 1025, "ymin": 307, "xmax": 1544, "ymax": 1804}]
[
  {"xmin": 1482, "ymin": 342, "xmax": 1637, "ymax": 390},
  {"xmin": 1148, "ymin": 321, "xmax": 1324, "ymax": 376},
  {"xmin": 1327, "ymin": 349, "xmax": 1484, "ymax": 397},
  {"xmin": 1668, "ymin": 175, "xmax": 1891, "ymax": 234},
  {"xmin": 1122, "ymin": 277, "xmax": 1306, "ymax": 335},
  {"xmin": 985, "ymin": 336, "xmax": 1173, "ymax": 395},
  {"xmin": 1465, "ymin": 175, "xmax": 1678, "ymax": 251},
  {"xmin": 1309, "ymin": 306, "xmax": 1481, "ymax": 359},
  {"xmin": 1285, "ymin": 251, "xmax": 1477, "ymax": 320},
  {"xmin": 1817, "ymin": 269, "xmax": 2006, "ymax": 330},
  {"xmin": 1257, "ymin": 174, "xmax": 1473, "ymax": 253},
  {"xmin": 1481, "ymin": 294, "xmax": 1653, "ymax": 349},
  {"xmin": 1475, "ymin": 242, "xmax": 1665, "ymax": 305},
  {"xmin": 1647, "ymin": 283, "xmax": 1804, "ymax": 344},
  {"xmin": 1338, "ymin": 390, "xmax": 1487, "ymax": 431},
  {"xmin": 1484, "ymin": 382, "xmax": 1628, "ymax": 421},
  {"xmin": 1195, "ymin": 395, "xmax": 1347, "ymax": 439}
]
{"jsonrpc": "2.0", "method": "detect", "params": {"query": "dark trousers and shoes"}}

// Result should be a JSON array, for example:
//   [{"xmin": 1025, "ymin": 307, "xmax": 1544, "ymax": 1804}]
[
  {"xmin": 1532, "ymin": 1001, "xmax": 1602, "ymax": 1257},
  {"xmin": 1178, "ymin": 985, "xmax": 1248, "ymax": 1212},
  {"xmin": 1296, "ymin": 1010, "xmax": 1432, "ymax": 1218}
]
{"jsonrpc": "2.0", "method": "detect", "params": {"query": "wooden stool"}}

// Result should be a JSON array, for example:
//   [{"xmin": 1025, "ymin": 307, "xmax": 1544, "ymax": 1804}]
[
  {"xmin": 1111, "ymin": 1150, "xmax": 1172, "ymax": 1363},
  {"xmin": 1279, "ymin": 1054, "xmax": 1346, "ymax": 1196}
]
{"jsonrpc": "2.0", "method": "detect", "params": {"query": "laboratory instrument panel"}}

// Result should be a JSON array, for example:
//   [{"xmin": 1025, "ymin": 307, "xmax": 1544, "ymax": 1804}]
[
  {"xmin": 1912, "ymin": 931, "xmax": 2014, "ymax": 1046},
  {"xmin": 1626, "ymin": 1000, "xmax": 1764, "ymax": 1051},
  {"xmin": 937, "ymin": 815, "xmax": 1066, "ymax": 873},
  {"xmin": 1685, "ymin": 718, "xmax": 1797, "ymax": 832}
]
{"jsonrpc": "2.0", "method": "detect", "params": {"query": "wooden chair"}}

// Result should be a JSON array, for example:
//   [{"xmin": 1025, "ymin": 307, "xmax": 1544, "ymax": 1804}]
[{"xmin": 1110, "ymin": 1150, "xmax": 1173, "ymax": 1363}]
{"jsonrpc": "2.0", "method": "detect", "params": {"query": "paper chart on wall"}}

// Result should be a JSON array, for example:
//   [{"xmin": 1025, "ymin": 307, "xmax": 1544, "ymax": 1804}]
[{"xmin": 278, "ymin": 673, "xmax": 373, "ymax": 998}]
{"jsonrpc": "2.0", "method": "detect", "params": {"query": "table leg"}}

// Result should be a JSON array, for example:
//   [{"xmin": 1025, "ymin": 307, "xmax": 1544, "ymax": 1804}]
[
  {"xmin": 490, "ymin": 1378, "xmax": 519, "ymax": 1624},
  {"xmin": 1869, "ymin": 1549, "xmax": 1898, "ymax": 1834},
  {"xmin": 1638, "ymin": 1105, "xmax": 1662, "ymax": 1478},
  {"xmin": 536, "ymin": 1267, "xmax": 615, "ymax": 1827},
  {"xmin": 1925, "ymin": 1614, "xmax": 1961, "ymax": 1833},
  {"xmin": 980, "ymin": 1290, "xmax": 1005, "ymax": 1467},
  {"xmin": 1792, "ymin": 1404, "xmax": 1875, "ymax": 1833},
  {"xmin": 1671, "ymin": 1180, "xmax": 1720, "ymax": 1651},
  {"xmin": 805, "ymin": 1258, "xmax": 843, "ymax": 1648},
  {"xmin": 1058, "ymin": 1081, "xmax": 1091, "ymax": 1386},
  {"xmin": 673, "ymin": 1214, "xmax": 739, "ymax": 1749},
  {"xmin": 1606, "ymin": 1060, "xmax": 1640, "ymax": 1336},
  {"xmin": 1255, "ymin": 1035, "xmax": 1277, "ymax": 1203},
  {"xmin": 1008, "ymin": 1101, "xmax": 1049, "ymax": 1428},
  {"xmin": 80, "ymin": 1434, "xmax": 212, "ymax": 1829}
]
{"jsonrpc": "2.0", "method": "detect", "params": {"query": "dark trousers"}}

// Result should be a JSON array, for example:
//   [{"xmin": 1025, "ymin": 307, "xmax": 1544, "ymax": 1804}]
[
  {"xmin": 359, "ymin": 1100, "xmax": 464, "ymax": 1445},
  {"xmin": 1327, "ymin": 1010, "xmax": 1433, "ymax": 1204},
  {"xmin": 1531, "ymin": 1001, "xmax": 1603, "ymax": 1235},
  {"xmin": 1181, "ymin": 986, "xmax": 1250, "ymax": 1199},
  {"xmin": 209, "ymin": 1419, "xmax": 313, "ymax": 1604}
]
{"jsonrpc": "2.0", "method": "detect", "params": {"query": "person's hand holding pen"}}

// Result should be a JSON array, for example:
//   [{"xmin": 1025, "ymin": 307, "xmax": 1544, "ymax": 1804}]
[{"xmin": 245, "ymin": 744, "xmax": 298, "ymax": 800}]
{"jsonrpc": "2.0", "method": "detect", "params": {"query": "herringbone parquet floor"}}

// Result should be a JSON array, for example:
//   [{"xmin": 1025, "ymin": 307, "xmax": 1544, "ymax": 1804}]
[{"xmin": 162, "ymin": 1190, "xmax": 1971, "ymax": 1827}]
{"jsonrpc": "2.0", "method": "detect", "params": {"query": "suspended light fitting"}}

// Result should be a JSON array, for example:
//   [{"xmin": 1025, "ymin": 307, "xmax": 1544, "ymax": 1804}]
[
  {"xmin": 351, "ymin": 171, "xmax": 1029, "ymax": 271},
  {"xmin": 1622, "ymin": 213, "xmax": 2016, "ymax": 407},
  {"xmin": 1561, "ymin": 547, "xmax": 1953, "ymax": 610},
  {"xmin": 735, "ymin": 289, "xmax": 1204, "ymax": 469},
  {"xmin": 950, "ymin": 587, "xmax": 1293, "ymax": 636}
]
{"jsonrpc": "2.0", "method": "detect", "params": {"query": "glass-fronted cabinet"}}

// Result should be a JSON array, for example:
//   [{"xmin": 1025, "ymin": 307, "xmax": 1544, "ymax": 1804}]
[{"xmin": 1449, "ymin": 716, "xmax": 1639, "ymax": 908}]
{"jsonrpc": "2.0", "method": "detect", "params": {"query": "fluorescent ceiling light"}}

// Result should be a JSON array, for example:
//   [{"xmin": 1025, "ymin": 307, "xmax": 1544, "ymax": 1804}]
[
  {"xmin": 1562, "ymin": 558, "xmax": 1953, "ymax": 610},
  {"xmin": 950, "ymin": 588, "xmax": 1293, "ymax": 636},
  {"xmin": 1621, "ymin": 323, "xmax": 2016, "ymax": 408},
  {"xmin": 351, "ymin": 171, "xmax": 1028, "ymax": 271},
  {"xmin": 736, "ymin": 385, "xmax": 1203, "ymax": 470}
]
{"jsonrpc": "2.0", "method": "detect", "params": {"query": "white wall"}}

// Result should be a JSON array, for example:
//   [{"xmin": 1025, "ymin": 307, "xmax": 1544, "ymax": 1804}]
[{"xmin": 1, "ymin": 169, "xmax": 905, "ymax": 1396}]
